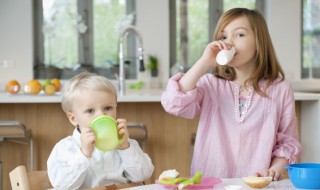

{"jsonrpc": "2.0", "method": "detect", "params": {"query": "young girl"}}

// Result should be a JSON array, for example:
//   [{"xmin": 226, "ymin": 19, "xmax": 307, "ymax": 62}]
[
  {"xmin": 161, "ymin": 8, "xmax": 301, "ymax": 181},
  {"xmin": 47, "ymin": 72, "xmax": 154, "ymax": 189}
]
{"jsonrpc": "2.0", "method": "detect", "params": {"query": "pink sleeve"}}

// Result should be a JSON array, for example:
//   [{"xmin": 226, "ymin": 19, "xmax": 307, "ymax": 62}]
[
  {"xmin": 161, "ymin": 73, "xmax": 203, "ymax": 119},
  {"xmin": 272, "ymin": 84, "xmax": 302, "ymax": 164}
]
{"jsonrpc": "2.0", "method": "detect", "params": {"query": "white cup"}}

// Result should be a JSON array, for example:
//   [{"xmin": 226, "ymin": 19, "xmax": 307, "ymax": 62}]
[{"xmin": 216, "ymin": 47, "xmax": 235, "ymax": 65}]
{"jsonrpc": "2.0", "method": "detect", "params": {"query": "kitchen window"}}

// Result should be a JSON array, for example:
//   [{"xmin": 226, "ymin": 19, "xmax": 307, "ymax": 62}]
[
  {"xmin": 169, "ymin": 0, "xmax": 264, "ymax": 74},
  {"xmin": 34, "ymin": 0, "xmax": 137, "ymax": 79},
  {"xmin": 302, "ymin": 0, "xmax": 320, "ymax": 79}
]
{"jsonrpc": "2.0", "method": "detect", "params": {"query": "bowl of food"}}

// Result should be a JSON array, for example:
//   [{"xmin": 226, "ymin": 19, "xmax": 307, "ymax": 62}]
[{"xmin": 284, "ymin": 163, "xmax": 320, "ymax": 189}]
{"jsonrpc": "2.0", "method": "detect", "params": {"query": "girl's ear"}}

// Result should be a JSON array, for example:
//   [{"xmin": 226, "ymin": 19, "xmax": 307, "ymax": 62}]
[{"xmin": 67, "ymin": 112, "xmax": 78, "ymax": 127}]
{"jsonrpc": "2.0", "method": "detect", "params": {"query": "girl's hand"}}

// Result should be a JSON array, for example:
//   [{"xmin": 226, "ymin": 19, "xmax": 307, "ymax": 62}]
[
  {"xmin": 116, "ymin": 118, "xmax": 130, "ymax": 150},
  {"xmin": 80, "ymin": 127, "xmax": 95, "ymax": 158},
  {"xmin": 254, "ymin": 157, "xmax": 289, "ymax": 181},
  {"xmin": 254, "ymin": 168, "xmax": 284, "ymax": 181},
  {"xmin": 200, "ymin": 40, "xmax": 233, "ymax": 68}
]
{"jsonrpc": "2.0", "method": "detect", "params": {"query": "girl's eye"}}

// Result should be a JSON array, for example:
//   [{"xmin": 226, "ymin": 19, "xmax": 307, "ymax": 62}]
[
  {"xmin": 220, "ymin": 36, "xmax": 227, "ymax": 40},
  {"xmin": 105, "ymin": 106, "xmax": 113, "ymax": 111},
  {"xmin": 236, "ymin": 33, "xmax": 245, "ymax": 37},
  {"xmin": 86, "ymin": 109, "xmax": 94, "ymax": 114}
]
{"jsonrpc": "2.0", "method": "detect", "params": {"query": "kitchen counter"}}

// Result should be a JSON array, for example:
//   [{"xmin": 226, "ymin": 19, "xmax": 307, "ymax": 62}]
[
  {"xmin": 1, "ymin": 90, "xmax": 320, "ymax": 189},
  {"xmin": 0, "ymin": 91, "xmax": 320, "ymax": 103},
  {"xmin": 0, "ymin": 88, "xmax": 165, "ymax": 103}
]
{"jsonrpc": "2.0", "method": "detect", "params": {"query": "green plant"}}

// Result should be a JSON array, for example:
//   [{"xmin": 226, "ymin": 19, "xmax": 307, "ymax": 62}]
[{"xmin": 147, "ymin": 55, "xmax": 158, "ymax": 70}]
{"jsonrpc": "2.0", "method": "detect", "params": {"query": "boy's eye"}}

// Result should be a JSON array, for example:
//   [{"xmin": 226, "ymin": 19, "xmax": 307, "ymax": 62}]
[
  {"xmin": 86, "ymin": 109, "xmax": 94, "ymax": 114},
  {"xmin": 105, "ymin": 106, "xmax": 113, "ymax": 111}
]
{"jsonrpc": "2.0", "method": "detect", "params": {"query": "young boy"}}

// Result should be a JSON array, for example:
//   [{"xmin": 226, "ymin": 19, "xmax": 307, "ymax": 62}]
[{"xmin": 47, "ymin": 72, "xmax": 154, "ymax": 189}]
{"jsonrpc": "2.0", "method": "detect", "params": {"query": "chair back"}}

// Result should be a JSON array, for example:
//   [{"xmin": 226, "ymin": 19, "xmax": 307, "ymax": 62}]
[
  {"xmin": 9, "ymin": 165, "xmax": 30, "ymax": 190},
  {"xmin": 9, "ymin": 165, "xmax": 52, "ymax": 190},
  {"xmin": 127, "ymin": 122, "xmax": 147, "ymax": 151}
]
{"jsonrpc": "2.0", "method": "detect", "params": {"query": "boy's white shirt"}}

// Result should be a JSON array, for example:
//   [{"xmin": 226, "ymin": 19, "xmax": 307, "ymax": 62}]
[{"xmin": 47, "ymin": 129, "xmax": 154, "ymax": 190}]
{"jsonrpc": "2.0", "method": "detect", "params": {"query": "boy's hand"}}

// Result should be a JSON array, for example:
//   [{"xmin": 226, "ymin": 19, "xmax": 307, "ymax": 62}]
[
  {"xmin": 254, "ymin": 157, "xmax": 289, "ymax": 181},
  {"xmin": 80, "ymin": 127, "xmax": 95, "ymax": 157},
  {"xmin": 116, "ymin": 118, "xmax": 130, "ymax": 150}
]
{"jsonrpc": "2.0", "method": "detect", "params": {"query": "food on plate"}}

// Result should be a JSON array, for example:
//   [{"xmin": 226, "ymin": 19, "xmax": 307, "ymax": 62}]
[
  {"xmin": 178, "ymin": 172, "xmax": 202, "ymax": 189},
  {"xmin": 24, "ymin": 79, "xmax": 42, "ymax": 95},
  {"xmin": 242, "ymin": 176, "xmax": 272, "ymax": 188},
  {"xmin": 159, "ymin": 177, "xmax": 189, "ymax": 185},
  {"xmin": 6, "ymin": 80, "xmax": 20, "ymax": 94},
  {"xmin": 158, "ymin": 170, "xmax": 203, "ymax": 189},
  {"xmin": 159, "ymin": 169, "xmax": 180, "ymax": 181}
]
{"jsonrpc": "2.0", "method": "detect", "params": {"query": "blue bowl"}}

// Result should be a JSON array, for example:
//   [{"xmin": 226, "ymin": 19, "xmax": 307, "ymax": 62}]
[{"xmin": 284, "ymin": 163, "xmax": 320, "ymax": 189}]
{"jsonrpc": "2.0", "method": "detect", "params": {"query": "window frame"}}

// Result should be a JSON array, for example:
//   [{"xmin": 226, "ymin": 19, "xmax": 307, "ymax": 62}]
[{"xmin": 34, "ymin": 0, "xmax": 136, "ymax": 79}]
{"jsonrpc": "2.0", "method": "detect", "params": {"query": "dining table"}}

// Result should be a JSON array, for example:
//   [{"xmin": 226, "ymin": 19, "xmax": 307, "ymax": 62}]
[{"xmin": 119, "ymin": 178, "xmax": 298, "ymax": 190}]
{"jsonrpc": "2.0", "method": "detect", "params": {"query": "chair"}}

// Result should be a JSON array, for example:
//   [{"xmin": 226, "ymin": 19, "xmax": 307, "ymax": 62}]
[
  {"xmin": 10, "ymin": 165, "xmax": 149, "ymax": 190},
  {"xmin": 127, "ymin": 122, "xmax": 148, "ymax": 151},
  {"xmin": 9, "ymin": 165, "xmax": 52, "ymax": 190},
  {"xmin": 0, "ymin": 121, "xmax": 33, "ymax": 190}
]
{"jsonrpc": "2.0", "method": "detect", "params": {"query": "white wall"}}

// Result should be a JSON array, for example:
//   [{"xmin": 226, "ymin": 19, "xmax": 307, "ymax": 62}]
[
  {"xmin": 265, "ymin": 0, "xmax": 301, "ymax": 81},
  {"xmin": 136, "ymin": 0, "xmax": 170, "ymax": 88},
  {"xmin": 0, "ymin": 0, "xmax": 302, "ymax": 89},
  {"xmin": 0, "ymin": 0, "xmax": 33, "ymax": 88}
]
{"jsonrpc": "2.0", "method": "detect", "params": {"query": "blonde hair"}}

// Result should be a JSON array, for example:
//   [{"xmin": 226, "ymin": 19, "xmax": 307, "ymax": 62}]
[
  {"xmin": 212, "ymin": 8, "xmax": 285, "ymax": 96},
  {"xmin": 61, "ymin": 72, "xmax": 117, "ymax": 113}
]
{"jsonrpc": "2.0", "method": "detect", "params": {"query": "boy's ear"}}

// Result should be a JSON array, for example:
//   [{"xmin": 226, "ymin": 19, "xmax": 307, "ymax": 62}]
[{"xmin": 66, "ymin": 112, "xmax": 78, "ymax": 127}]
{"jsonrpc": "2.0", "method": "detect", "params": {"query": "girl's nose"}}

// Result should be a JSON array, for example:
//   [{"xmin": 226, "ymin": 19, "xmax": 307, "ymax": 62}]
[{"xmin": 224, "ymin": 41, "xmax": 234, "ymax": 48}]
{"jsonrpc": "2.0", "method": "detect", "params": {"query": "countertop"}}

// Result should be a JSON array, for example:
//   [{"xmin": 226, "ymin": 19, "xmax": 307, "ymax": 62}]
[
  {"xmin": 0, "ymin": 91, "xmax": 320, "ymax": 103},
  {"xmin": 0, "ymin": 88, "xmax": 164, "ymax": 103}
]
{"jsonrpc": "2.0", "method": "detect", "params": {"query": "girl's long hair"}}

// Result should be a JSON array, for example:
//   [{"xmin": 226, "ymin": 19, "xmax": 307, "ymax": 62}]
[{"xmin": 212, "ymin": 8, "xmax": 285, "ymax": 97}]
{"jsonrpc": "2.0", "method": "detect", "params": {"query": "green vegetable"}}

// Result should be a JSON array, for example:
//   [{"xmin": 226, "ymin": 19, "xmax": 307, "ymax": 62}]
[
  {"xmin": 159, "ymin": 177, "xmax": 189, "ymax": 185},
  {"xmin": 178, "ymin": 172, "xmax": 202, "ymax": 189}
]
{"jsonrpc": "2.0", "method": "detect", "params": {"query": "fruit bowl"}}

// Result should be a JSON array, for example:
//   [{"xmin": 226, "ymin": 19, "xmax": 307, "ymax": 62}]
[{"xmin": 284, "ymin": 163, "xmax": 320, "ymax": 189}]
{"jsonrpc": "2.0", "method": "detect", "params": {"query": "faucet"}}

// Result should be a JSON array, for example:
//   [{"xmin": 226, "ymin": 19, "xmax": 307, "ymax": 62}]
[{"xmin": 118, "ymin": 25, "xmax": 145, "ymax": 96}]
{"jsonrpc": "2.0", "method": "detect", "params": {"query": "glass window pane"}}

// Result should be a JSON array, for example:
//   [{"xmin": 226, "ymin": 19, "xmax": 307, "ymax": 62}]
[
  {"xmin": 175, "ymin": 0, "xmax": 255, "ymax": 69},
  {"xmin": 42, "ymin": 0, "xmax": 78, "ymax": 68},
  {"xmin": 303, "ymin": 0, "xmax": 320, "ymax": 79},
  {"xmin": 176, "ymin": 0, "xmax": 208, "ymax": 68},
  {"xmin": 223, "ymin": 0, "xmax": 255, "ymax": 11},
  {"xmin": 93, "ymin": 0, "xmax": 126, "ymax": 68}
]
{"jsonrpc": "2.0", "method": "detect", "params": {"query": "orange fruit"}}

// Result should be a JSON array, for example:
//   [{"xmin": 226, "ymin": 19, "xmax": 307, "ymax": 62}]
[
  {"xmin": 51, "ymin": 78, "xmax": 61, "ymax": 92},
  {"xmin": 6, "ymin": 80, "xmax": 20, "ymax": 94},
  {"xmin": 24, "ymin": 80, "xmax": 42, "ymax": 95},
  {"xmin": 44, "ymin": 84, "xmax": 56, "ymax": 95}
]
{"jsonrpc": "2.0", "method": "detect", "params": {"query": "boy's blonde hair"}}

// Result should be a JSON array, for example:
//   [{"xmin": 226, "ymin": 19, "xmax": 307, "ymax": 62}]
[
  {"xmin": 212, "ymin": 8, "xmax": 285, "ymax": 96},
  {"xmin": 61, "ymin": 72, "xmax": 117, "ymax": 113}
]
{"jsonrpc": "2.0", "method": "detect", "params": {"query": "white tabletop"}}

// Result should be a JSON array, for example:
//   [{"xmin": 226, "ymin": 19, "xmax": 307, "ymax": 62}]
[{"xmin": 122, "ymin": 178, "xmax": 296, "ymax": 190}]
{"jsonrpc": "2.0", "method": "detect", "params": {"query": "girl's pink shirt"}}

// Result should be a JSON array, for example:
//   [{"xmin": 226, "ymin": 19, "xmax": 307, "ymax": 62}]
[{"xmin": 161, "ymin": 73, "xmax": 301, "ymax": 178}]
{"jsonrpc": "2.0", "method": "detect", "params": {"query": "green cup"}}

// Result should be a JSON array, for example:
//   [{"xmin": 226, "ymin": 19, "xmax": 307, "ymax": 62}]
[{"xmin": 90, "ymin": 115, "xmax": 124, "ymax": 152}]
